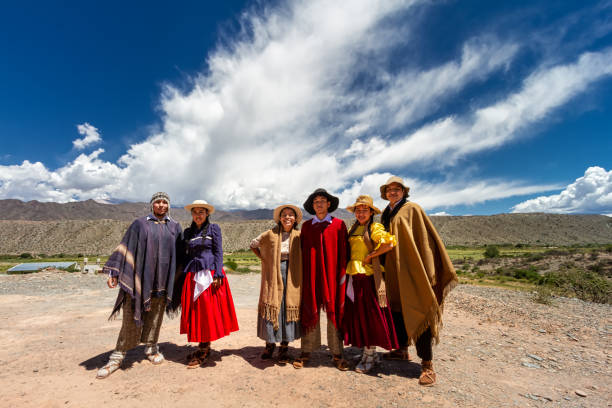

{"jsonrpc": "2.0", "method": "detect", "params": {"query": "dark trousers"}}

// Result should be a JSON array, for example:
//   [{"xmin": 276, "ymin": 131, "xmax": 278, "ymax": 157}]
[{"xmin": 392, "ymin": 311, "xmax": 433, "ymax": 361}]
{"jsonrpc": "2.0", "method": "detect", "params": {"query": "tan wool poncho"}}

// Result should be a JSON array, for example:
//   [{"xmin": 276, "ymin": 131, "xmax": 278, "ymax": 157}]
[
  {"xmin": 385, "ymin": 202, "xmax": 458, "ymax": 343},
  {"xmin": 257, "ymin": 226, "xmax": 302, "ymax": 330}
]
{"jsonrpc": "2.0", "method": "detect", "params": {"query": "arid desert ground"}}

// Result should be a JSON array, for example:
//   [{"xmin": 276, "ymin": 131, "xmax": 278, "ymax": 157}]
[{"xmin": 0, "ymin": 271, "xmax": 610, "ymax": 408}]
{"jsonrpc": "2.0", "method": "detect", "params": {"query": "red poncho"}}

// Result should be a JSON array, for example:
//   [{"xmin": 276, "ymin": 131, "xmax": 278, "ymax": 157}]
[{"xmin": 300, "ymin": 217, "xmax": 348, "ymax": 333}]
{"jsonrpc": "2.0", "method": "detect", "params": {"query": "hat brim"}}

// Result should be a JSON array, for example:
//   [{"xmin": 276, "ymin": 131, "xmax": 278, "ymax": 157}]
[
  {"xmin": 184, "ymin": 203, "xmax": 215, "ymax": 215},
  {"xmin": 273, "ymin": 204, "xmax": 303, "ymax": 224},
  {"xmin": 380, "ymin": 181, "xmax": 410, "ymax": 200},
  {"xmin": 303, "ymin": 190, "xmax": 339, "ymax": 215},
  {"xmin": 346, "ymin": 203, "xmax": 381, "ymax": 214}
]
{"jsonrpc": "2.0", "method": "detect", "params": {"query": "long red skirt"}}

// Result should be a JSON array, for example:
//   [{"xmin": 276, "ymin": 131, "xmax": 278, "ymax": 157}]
[
  {"xmin": 343, "ymin": 274, "xmax": 399, "ymax": 350},
  {"xmin": 180, "ymin": 269, "xmax": 239, "ymax": 343}
]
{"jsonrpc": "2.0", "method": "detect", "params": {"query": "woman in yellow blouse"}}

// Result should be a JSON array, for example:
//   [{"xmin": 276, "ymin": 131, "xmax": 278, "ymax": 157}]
[{"xmin": 343, "ymin": 195, "xmax": 399, "ymax": 373}]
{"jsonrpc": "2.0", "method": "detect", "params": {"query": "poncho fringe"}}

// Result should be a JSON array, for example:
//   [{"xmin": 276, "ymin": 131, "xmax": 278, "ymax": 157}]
[
  {"xmin": 385, "ymin": 202, "xmax": 458, "ymax": 345},
  {"xmin": 257, "ymin": 226, "xmax": 302, "ymax": 330}
]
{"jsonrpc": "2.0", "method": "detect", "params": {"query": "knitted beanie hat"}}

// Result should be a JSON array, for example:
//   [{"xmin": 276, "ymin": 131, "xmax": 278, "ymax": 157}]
[{"xmin": 150, "ymin": 191, "xmax": 170, "ymax": 205}]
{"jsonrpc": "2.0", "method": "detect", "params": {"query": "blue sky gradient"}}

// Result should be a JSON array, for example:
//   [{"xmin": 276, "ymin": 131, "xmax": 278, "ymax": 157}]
[{"xmin": 0, "ymin": 0, "xmax": 611, "ymax": 215}]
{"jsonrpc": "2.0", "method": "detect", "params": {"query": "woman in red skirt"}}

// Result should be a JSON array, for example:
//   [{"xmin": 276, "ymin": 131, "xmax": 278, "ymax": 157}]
[
  {"xmin": 343, "ymin": 195, "xmax": 398, "ymax": 373},
  {"xmin": 180, "ymin": 200, "xmax": 239, "ymax": 368}
]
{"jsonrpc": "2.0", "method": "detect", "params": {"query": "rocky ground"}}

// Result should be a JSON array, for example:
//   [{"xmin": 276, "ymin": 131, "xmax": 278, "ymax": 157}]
[{"xmin": 0, "ymin": 271, "xmax": 610, "ymax": 407}]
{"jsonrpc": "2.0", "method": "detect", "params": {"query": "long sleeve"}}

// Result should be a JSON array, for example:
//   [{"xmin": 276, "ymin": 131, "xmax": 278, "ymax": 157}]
[
  {"xmin": 250, "ymin": 232, "xmax": 264, "ymax": 249},
  {"xmin": 211, "ymin": 224, "xmax": 224, "ymax": 278},
  {"xmin": 370, "ymin": 222, "xmax": 397, "ymax": 250}
]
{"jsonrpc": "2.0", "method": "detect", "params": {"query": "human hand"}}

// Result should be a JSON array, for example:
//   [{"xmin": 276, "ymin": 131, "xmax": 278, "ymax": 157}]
[
  {"xmin": 107, "ymin": 276, "xmax": 118, "ymax": 288},
  {"xmin": 213, "ymin": 277, "xmax": 222, "ymax": 289}
]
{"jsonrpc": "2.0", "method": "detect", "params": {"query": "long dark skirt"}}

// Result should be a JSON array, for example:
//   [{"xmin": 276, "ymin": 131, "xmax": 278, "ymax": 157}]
[{"xmin": 343, "ymin": 274, "xmax": 399, "ymax": 350}]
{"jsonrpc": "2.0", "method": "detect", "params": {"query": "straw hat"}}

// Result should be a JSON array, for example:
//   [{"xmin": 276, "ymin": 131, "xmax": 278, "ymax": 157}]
[
  {"xmin": 273, "ymin": 204, "xmax": 303, "ymax": 224},
  {"xmin": 379, "ymin": 176, "xmax": 410, "ymax": 200},
  {"xmin": 346, "ymin": 195, "xmax": 381, "ymax": 214},
  {"xmin": 303, "ymin": 188, "xmax": 339, "ymax": 215},
  {"xmin": 184, "ymin": 200, "xmax": 215, "ymax": 215}
]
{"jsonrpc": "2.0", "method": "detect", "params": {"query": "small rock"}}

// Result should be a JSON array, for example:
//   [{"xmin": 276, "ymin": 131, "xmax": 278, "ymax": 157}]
[
  {"xmin": 522, "ymin": 362, "xmax": 540, "ymax": 369},
  {"xmin": 527, "ymin": 354, "xmax": 543, "ymax": 361},
  {"xmin": 586, "ymin": 385, "xmax": 598, "ymax": 390},
  {"xmin": 538, "ymin": 329, "xmax": 547, "ymax": 333},
  {"xmin": 575, "ymin": 390, "xmax": 587, "ymax": 397},
  {"xmin": 33, "ymin": 369, "xmax": 38, "ymax": 373}
]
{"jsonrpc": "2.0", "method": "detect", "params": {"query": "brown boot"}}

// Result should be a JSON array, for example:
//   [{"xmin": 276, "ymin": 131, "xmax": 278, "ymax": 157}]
[{"xmin": 418, "ymin": 360, "xmax": 436, "ymax": 386}]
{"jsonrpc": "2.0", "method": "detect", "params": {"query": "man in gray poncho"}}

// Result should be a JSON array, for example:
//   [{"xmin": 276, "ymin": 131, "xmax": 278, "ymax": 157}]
[{"xmin": 96, "ymin": 192, "xmax": 183, "ymax": 379}]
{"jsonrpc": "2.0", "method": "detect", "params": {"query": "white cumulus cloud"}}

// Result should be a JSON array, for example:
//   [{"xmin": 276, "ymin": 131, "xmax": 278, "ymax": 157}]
[
  {"xmin": 512, "ymin": 166, "xmax": 612, "ymax": 214},
  {"xmin": 73, "ymin": 123, "xmax": 102, "ymax": 149},
  {"xmin": 0, "ymin": 1, "xmax": 610, "ymax": 211}
]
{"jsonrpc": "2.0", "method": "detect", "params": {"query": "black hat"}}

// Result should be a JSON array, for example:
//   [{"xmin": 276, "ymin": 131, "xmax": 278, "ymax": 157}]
[{"xmin": 303, "ymin": 188, "xmax": 339, "ymax": 215}]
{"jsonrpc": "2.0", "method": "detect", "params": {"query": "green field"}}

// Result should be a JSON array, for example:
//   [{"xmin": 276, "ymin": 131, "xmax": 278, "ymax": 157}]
[
  {"xmin": 224, "ymin": 250, "xmax": 261, "ymax": 273},
  {"xmin": 447, "ymin": 245, "xmax": 551, "ymax": 261},
  {"xmin": 2, "ymin": 246, "xmax": 610, "ymax": 305}
]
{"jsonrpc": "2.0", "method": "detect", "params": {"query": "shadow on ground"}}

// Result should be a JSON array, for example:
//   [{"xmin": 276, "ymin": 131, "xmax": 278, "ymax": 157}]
[{"xmin": 80, "ymin": 343, "xmax": 422, "ymax": 379}]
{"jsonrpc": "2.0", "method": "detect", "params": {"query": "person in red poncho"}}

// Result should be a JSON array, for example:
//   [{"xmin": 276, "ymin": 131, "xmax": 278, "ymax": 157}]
[{"xmin": 292, "ymin": 188, "xmax": 349, "ymax": 371}]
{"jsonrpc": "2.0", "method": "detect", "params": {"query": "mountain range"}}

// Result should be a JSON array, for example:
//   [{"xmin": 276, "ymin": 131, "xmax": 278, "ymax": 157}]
[{"xmin": 1, "ymin": 199, "xmax": 610, "ymax": 254}]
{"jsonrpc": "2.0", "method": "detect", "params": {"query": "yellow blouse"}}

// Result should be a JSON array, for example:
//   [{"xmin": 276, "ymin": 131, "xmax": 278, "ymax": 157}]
[{"xmin": 347, "ymin": 223, "xmax": 396, "ymax": 276}]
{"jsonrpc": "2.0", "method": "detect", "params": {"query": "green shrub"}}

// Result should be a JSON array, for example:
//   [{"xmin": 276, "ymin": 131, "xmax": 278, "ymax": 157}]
[
  {"xmin": 484, "ymin": 245, "xmax": 500, "ymax": 258},
  {"xmin": 532, "ymin": 286, "xmax": 554, "ymax": 305},
  {"xmin": 588, "ymin": 262, "xmax": 603, "ymax": 274},
  {"xmin": 540, "ymin": 269, "xmax": 611, "ymax": 304},
  {"xmin": 19, "ymin": 253, "xmax": 33, "ymax": 259},
  {"xmin": 224, "ymin": 259, "xmax": 238, "ymax": 270},
  {"xmin": 512, "ymin": 267, "xmax": 540, "ymax": 282},
  {"xmin": 544, "ymin": 249, "xmax": 569, "ymax": 256},
  {"xmin": 525, "ymin": 253, "xmax": 544, "ymax": 262}
]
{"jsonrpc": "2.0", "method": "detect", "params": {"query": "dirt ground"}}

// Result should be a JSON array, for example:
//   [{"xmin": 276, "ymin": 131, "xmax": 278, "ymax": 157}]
[{"xmin": 0, "ymin": 271, "xmax": 610, "ymax": 408}]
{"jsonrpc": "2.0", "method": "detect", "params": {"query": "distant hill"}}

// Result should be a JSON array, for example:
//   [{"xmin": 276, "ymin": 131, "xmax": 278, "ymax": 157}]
[
  {"xmin": 0, "ymin": 198, "xmax": 353, "ymax": 223},
  {"xmin": 0, "ymin": 199, "xmax": 610, "ymax": 255}
]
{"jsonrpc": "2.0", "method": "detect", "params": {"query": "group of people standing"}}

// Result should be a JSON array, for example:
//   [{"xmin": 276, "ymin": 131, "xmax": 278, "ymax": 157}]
[{"xmin": 96, "ymin": 176, "xmax": 457, "ymax": 387}]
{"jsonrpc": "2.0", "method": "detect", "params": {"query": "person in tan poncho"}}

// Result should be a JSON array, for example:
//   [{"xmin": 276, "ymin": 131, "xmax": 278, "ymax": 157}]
[
  {"xmin": 380, "ymin": 176, "xmax": 458, "ymax": 386},
  {"xmin": 251, "ymin": 204, "xmax": 303, "ymax": 364}
]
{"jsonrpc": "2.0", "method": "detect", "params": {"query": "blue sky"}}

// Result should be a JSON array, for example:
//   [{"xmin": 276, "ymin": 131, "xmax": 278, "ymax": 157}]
[{"xmin": 0, "ymin": 0, "xmax": 611, "ymax": 215}]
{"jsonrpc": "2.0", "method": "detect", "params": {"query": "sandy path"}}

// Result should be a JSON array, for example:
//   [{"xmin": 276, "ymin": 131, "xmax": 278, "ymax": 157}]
[{"xmin": 0, "ymin": 271, "xmax": 610, "ymax": 407}]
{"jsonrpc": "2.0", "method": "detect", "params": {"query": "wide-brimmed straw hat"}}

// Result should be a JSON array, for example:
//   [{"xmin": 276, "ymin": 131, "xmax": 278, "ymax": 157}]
[
  {"xmin": 273, "ymin": 204, "xmax": 303, "ymax": 224},
  {"xmin": 303, "ymin": 188, "xmax": 339, "ymax": 215},
  {"xmin": 184, "ymin": 200, "xmax": 215, "ymax": 215},
  {"xmin": 379, "ymin": 176, "xmax": 410, "ymax": 200},
  {"xmin": 346, "ymin": 195, "xmax": 381, "ymax": 214}
]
